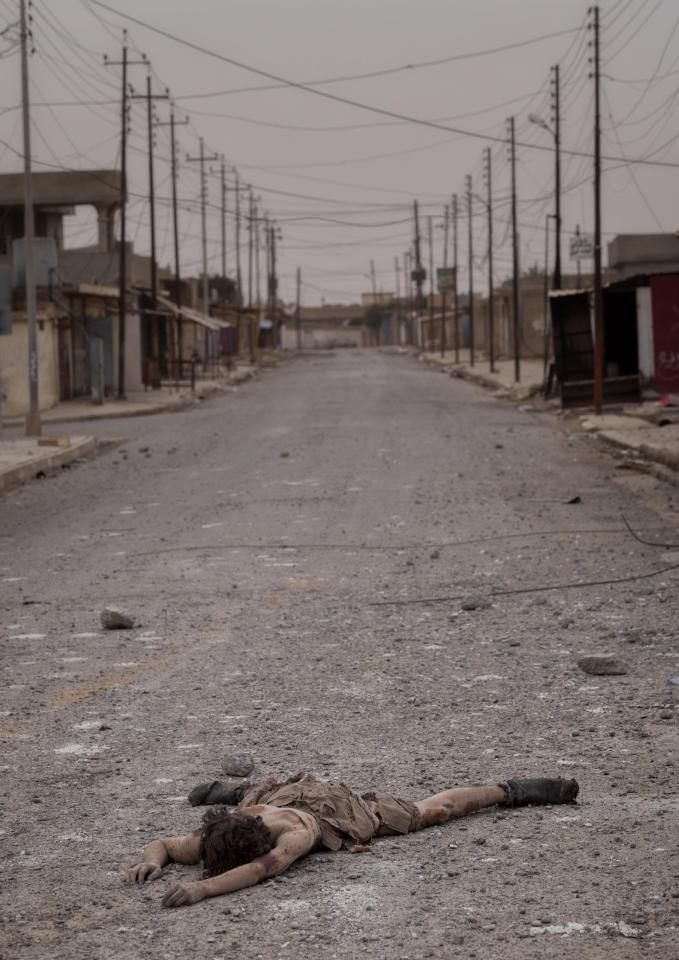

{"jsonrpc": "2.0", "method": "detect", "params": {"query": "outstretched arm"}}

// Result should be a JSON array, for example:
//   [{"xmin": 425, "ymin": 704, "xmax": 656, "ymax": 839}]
[
  {"xmin": 161, "ymin": 830, "xmax": 313, "ymax": 908},
  {"xmin": 127, "ymin": 831, "xmax": 202, "ymax": 884}
]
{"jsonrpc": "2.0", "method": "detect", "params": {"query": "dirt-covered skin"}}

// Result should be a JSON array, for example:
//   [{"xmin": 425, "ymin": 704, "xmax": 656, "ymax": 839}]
[{"xmin": 1, "ymin": 351, "xmax": 677, "ymax": 959}]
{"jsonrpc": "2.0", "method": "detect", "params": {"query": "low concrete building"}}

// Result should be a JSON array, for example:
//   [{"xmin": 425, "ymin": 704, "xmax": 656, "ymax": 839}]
[
  {"xmin": 608, "ymin": 234, "xmax": 679, "ymax": 280},
  {"xmin": 281, "ymin": 303, "xmax": 365, "ymax": 349}
]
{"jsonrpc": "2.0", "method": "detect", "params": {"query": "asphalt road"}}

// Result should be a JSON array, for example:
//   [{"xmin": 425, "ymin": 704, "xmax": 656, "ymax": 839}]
[{"xmin": 2, "ymin": 350, "xmax": 678, "ymax": 960}]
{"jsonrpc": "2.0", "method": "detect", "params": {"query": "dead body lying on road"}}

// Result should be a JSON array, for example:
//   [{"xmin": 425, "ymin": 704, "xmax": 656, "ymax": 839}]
[{"xmin": 127, "ymin": 772, "xmax": 579, "ymax": 908}]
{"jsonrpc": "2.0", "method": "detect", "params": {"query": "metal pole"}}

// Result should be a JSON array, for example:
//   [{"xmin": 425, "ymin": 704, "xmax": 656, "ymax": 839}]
[
  {"xmin": 146, "ymin": 76, "xmax": 157, "ymax": 307},
  {"xmin": 553, "ymin": 63, "xmax": 562, "ymax": 289},
  {"xmin": 543, "ymin": 213, "xmax": 551, "ymax": 383},
  {"xmin": 592, "ymin": 4, "xmax": 604, "ymax": 415},
  {"xmin": 295, "ymin": 265, "xmax": 302, "ymax": 348},
  {"xmin": 221, "ymin": 159, "xmax": 227, "ymax": 282},
  {"xmin": 466, "ymin": 175, "xmax": 475, "ymax": 367},
  {"xmin": 106, "ymin": 38, "xmax": 145, "ymax": 398},
  {"xmin": 413, "ymin": 200, "xmax": 424, "ymax": 310},
  {"xmin": 247, "ymin": 189, "xmax": 253, "ymax": 308},
  {"xmin": 485, "ymin": 148, "xmax": 495, "ymax": 373},
  {"xmin": 440, "ymin": 203, "xmax": 449, "ymax": 358},
  {"xmin": 20, "ymin": 0, "xmax": 39, "ymax": 435},
  {"xmin": 509, "ymin": 116, "xmax": 521, "ymax": 383},
  {"xmin": 235, "ymin": 170, "xmax": 242, "ymax": 306},
  {"xmin": 117, "ymin": 43, "xmax": 128, "ymax": 399},
  {"xmin": 452, "ymin": 193, "xmax": 459, "ymax": 364},
  {"xmin": 427, "ymin": 215, "xmax": 434, "ymax": 350}
]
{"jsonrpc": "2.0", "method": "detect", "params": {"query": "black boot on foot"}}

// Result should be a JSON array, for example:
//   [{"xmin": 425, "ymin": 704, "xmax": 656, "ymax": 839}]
[
  {"xmin": 500, "ymin": 777, "xmax": 579, "ymax": 807},
  {"xmin": 187, "ymin": 780, "xmax": 250, "ymax": 807}
]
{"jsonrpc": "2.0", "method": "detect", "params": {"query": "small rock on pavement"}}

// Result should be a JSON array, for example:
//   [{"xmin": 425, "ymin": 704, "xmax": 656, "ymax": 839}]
[
  {"xmin": 461, "ymin": 596, "xmax": 491, "ymax": 611},
  {"xmin": 100, "ymin": 606, "xmax": 135, "ymax": 630},
  {"xmin": 222, "ymin": 753, "xmax": 254, "ymax": 777},
  {"xmin": 577, "ymin": 653, "xmax": 627, "ymax": 676}
]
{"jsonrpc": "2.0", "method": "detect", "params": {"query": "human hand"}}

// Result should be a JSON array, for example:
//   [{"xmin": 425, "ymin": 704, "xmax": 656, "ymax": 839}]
[
  {"xmin": 127, "ymin": 862, "xmax": 163, "ymax": 884},
  {"xmin": 161, "ymin": 882, "xmax": 206, "ymax": 909}
]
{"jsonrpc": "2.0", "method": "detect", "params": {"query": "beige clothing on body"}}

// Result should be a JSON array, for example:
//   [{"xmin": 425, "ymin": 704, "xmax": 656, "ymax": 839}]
[{"xmin": 239, "ymin": 772, "xmax": 422, "ymax": 851}]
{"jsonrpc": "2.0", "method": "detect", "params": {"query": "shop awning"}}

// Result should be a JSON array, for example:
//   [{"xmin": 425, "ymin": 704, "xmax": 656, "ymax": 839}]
[{"xmin": 155, "ymin": 295, "xmax": 231, "ymax": 331}]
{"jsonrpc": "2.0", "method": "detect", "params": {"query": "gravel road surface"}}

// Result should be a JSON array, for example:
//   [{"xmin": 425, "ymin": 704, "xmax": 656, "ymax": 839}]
[{"xmin": 2, "ymin": 350, "xmax": 678, "ymax": 959}]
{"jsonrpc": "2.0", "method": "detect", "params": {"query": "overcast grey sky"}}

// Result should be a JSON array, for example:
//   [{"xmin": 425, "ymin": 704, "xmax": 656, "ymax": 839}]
[{"xmin": 1, "ymin": 0, "xmax": 677, "ymax": 304}]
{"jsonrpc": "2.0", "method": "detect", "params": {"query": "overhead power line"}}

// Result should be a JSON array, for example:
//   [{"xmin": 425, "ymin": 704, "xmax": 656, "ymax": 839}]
[{"xmin": 86, "ymin": 0, "xmax": 679, "ymax": 170}]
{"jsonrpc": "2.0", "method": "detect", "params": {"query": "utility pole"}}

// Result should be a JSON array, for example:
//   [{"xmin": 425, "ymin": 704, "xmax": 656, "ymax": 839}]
[
  {"xmin": 295, "ymin": 266, "xmax": 302, "ymax": 350},
  {"xmin": 394, "ymin": 255, "xmax": 401, "ymax": 346},
  {"xmin": 187, "ymin": 138, "xmax": 219, "ymax": 325},
  {"xmin": 427, "ymin": 215, "xmax": 434, "ymax": 349},
  {"xmin": 590, "ymin": 4, "xmax": 603, "ymax": 414},
  {"xmin": 403, "ymin": 250, "xmax": 411, "ymax": 344},
  {"xmin": 552, "ymin": 63, "xmax": 562, "ymax": 289},
  {"xmin": 369, "ymin": 259, "xmax": 377, "ymax": 300},
  {"xmin": 105, "ymin": 36, "xmax": 145, "ymax": 399},
  {"xmin": 220, "ymin": 159, "xmax": 228, "ymax": 284},
  {"xmin": 234, "ymin": 169, "xmax": 243, "ymax": 306},
  {"xmin": 254, "ymin": 203, "xmax": 261, "ymax": 312},
  {"xmin": 483, "ymin": 147, "xmax": 496, "ymax": 373},
  {"xmin": 131, "ymin": 76, "xmax": 168, "ymax": 377},
  {"xmin": 466, "ymin": 175, "xmax": 475, "ymax": 367},
  {"xmin": 508, "ymin": 116, "xmax": 521, "ymax": 383},
  {"xmin": 452, "ymin": 193, "xmax": 459, "ymax": 364},
  {"xmin": 269, "ymin": 222, "xmax": 279, "ymax": 348},
  {"xmin": 247, "ymin": 188, "xmax": 254, "ymax": 308},
  {"xmin": 440, "ymin": 204, "xmax": 449, "ymax": 358},
  {"xmin": 575, "ymin": 224, "xmax": 582, "ymax": 286},
  {"xmin": 156, "ymin": 102, "xmax": 188, "ymax": 368},
  {"xmin": 20, "ymin": 0, "xmax": 39, "ymax": 435},
  {"xmin": 413, "ymin": 200, "xmax": 424, "ymax": 311},
  {"xmin": 130, "ymin": 77, "xmax": 168, "ymax": 307}
]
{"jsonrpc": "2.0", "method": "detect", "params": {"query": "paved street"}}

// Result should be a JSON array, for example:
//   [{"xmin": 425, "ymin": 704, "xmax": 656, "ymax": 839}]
[{"xmin": 2, "ymin": 350, "xmax": 678, "ymax": 959}]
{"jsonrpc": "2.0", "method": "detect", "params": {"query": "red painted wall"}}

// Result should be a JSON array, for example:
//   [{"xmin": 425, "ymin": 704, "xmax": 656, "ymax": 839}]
[{"xmin": 650, "ymin": 275, "xmax": 679, "ymax": 393}]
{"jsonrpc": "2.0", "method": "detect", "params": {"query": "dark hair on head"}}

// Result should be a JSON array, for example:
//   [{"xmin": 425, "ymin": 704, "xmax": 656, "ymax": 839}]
[{"xmin": 200, "ymin": 807, "xmax": 274, "ymax": 878}]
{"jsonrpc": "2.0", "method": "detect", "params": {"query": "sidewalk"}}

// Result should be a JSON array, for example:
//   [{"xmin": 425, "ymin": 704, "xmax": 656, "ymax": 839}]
[
  {"xmin": 581, "ymin": 411, "xmax": 679, "ymax": 480},
  {"xmin": 391, "ymin": 346, "xmax": 679, "ymax": 483},
  {"xmin": 0, "ymin": 435, "xmax": 97, "ymax": 493},
  {"xmin": 1, "ymin": 364, "xmax": 258, "ymax": 427},
  {"xmin": 419, "ymin": 348, "xmax": 546, "ymax": 400}
]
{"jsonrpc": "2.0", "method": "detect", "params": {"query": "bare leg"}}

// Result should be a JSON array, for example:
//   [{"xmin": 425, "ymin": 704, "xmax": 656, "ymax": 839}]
[{"xmin": 415, "ymin": 784, "xmax": 506, "ymax": 828}]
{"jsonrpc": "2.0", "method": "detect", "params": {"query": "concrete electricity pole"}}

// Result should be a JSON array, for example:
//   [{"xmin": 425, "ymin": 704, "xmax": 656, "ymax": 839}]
[
  {"xmin": 220, "ymin": 159, "xmax": 227, "ymax": 284},
  {"xmin": 234, "ymin": 169, "xmax": 243, "ymax": 306},
  {"xmin": 105, "ymin": 36, "xmax": 145, "ymax": 399},
  {"xmin": 187, "ymin": 138, "xmax": 219, "ymax": 325},
  {"xmin": 296, "ymin": 266, "xmax": 302, "ymax": 350},
  {"xmin": 508, "ymin": 116, "xmax": 521, "ymax": 383},
  {"xmin": 466, "ymin": 175, "xmax": 475, "ymax": 368},
  {"xmin": 483, "ymin": 147, "xmax": 496, "ymax": 373},
  {"xmin": 156, "ymin": 102, "xmax": 188, "ymax": 366},
  {"xmin": 427, "ymin": 215, "xmax": 434, "ymax": 345},
  {"xmin": 591, "ymin": 4, "xmax": 604, "ymax": 415},
  {"xmin": 452, "ymin": 193, "xmax": 459, "ymax": 364},
  {"xmin": 20, "ymin": 0, "xmax": 39, "ymax": 435},
  {"xmin": 440, "ymin": 203, "xmax": 449, "ymax": 358}
]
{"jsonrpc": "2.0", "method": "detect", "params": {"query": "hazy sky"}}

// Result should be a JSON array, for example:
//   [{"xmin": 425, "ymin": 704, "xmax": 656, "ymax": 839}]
[{"xmin": 1, "ymin": 0, "xmax": 677, "ymax": 305}]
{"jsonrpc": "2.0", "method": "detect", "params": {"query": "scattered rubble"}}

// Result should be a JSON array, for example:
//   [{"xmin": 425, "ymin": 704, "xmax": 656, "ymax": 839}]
[
  {"xmin": 100, "ymin": 606, "xmax": 135, "ymax": 630},
  {"xmin": 576, "ymin": 653, "xmax": 628, "ymax": 676},
  {"xmin": 222, "ymin": 752, "xmax": 255, "ymax": 777}
]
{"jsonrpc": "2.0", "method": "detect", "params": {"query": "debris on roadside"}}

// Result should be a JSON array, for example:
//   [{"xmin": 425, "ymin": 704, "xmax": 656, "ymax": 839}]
[
  {"xmin": 100, "ymin": 606, "xmax": 135, "ymax": 630},
  {"xmin": 461, "ymin": 596, "xmax": 492, "ymax": 611},
  {"xmin": 222, "ymin": 753, "xmax": 255, "ymax": 778},
  {"xmin": 576, "ymin": 653, "xmax": 628, "ymax": 676}
]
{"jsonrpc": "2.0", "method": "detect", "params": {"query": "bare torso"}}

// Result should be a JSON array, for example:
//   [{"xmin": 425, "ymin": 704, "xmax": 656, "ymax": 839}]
[{"xmin": 241, "ymin": 803, "xmax": 323, "ymax": 854}]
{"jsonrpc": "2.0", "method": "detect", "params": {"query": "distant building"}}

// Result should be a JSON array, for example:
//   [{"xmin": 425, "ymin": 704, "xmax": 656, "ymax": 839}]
[{"xmin": 608, "ymin": 233, "xmax": 679, "ymax": 280}]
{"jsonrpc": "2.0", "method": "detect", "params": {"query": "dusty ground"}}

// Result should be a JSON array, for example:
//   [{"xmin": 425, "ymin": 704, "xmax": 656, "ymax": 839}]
[{"xmin": 1, "ymin": 350, "xmax": 678, "ymax": 960}]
